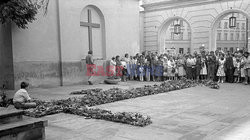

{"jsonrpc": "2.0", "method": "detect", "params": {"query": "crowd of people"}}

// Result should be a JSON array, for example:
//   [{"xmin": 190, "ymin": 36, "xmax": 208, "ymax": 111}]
[{"xmin": 109, "ymin": 49, "xmax": 250, "ymax": 85}]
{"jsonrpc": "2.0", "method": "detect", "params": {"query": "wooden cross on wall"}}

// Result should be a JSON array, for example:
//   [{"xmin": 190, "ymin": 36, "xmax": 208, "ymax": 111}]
[{"xmin": 80, "ymin": 9, "xmax": 100, "ymax": 51}]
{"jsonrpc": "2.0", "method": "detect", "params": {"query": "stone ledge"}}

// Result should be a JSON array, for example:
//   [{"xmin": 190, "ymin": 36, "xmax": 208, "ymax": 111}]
[
  {"xmin": 0, "ymin": 118, "xmax": 48, "ymax": 137},
  {"xmin": 0, "ymin": 110, "xmax": 24, "ymax": 124}
]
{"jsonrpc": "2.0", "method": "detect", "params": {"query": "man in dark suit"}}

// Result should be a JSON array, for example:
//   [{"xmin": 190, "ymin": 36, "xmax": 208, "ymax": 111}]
[
  {"xmin": 86, "ymin": 50, "xmax": 94, "ymax": 85},
  {"xmin": 225, "ymin": 52, "xmax": 234, "ymax": 83}
]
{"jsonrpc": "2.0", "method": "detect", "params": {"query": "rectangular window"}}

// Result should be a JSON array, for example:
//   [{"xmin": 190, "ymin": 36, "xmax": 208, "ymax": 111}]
[
  {"xmin": 171, "ymin": 32, "xmax": 174, "ymax": 40},
  {"xmin": 224, "ymin": 22, "xmax": 228, "ymax": 29},
  {"xmin": 230, "ymin": 33, "xmax": 234, "ymax": 40},
  {"xmin": 218, "ymin": 21, "xmax": 221, "ymax": 28},
  {"xmin": 171, "ymin": 32, "xmax": 183, "ymax": 40},
  {"xmin": 236, "ymin": 23, "xmax": 240, "ymax": 29},
  {"xmin": 242, "ymin": 33, "xmax": 245, "ymax": 40},
  {"xmin": 217, "ymin": 33, "xmax": 221, "ymax": 40},
  {"xmin": 224, "ymin": 33, "xmax": 228, "ymax": 41},
  {"xmin": 179, "ymin": 32, "xmax": 184, "ymax": 40},
  {"xmin": 242, "ymin": 23, "xmax": 245, "ymax": 30},
  {"xmin": 236, "ymin": 33, "xmax": 240, "ymax": 40}
]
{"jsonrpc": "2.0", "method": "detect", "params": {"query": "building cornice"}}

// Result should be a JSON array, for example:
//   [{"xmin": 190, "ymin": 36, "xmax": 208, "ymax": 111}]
[{"xmin": 142, "ymin": 0, "xmax": 236, "ymax": 12}]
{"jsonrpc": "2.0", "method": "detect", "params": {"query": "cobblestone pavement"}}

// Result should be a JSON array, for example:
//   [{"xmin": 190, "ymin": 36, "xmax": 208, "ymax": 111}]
[{"xmin": 5, "ymin": 82, "xmax": 250, "ymax": 140}]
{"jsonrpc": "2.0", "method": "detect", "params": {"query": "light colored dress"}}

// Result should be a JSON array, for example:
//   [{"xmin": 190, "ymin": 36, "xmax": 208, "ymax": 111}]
[
  {"xmin": 163, "ymin": 60, "xmax": 168, "ymax": 77},
  {"xmin": 177, "ymin": 59, "xmax": 186, "ymax": 76},
  {"xmin": 124, "ymin": 57, "xmax": 130, "ymax": 76},
  {"xmin": 200, "ymin": 57, "xmax": 207, "ymax": 75},
  {"xmin": 240, "ymin": 57, "xmax": 246, "ymax": 78},
  {"xmin": 234, "ymin": 61, "xmax": 240, "ymax": 76},
  {"xmin": 167, "ymin": 60, "xmax": 175, "ymax": 77},
  {"xmin": 216, "ymin": 58, "xmax": 226, "ymax": 77},
  {"xmin": 110, "ymin": 60, "xmax": 116, "ymax": 76}
]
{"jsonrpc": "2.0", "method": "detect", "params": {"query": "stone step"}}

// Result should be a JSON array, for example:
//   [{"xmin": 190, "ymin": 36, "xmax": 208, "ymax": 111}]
[
  {"xmin": 0, "ymin": 117, "xmax": 48, "ymax": 140},
  {"xmin": 0, "ymin": 109, "xmax": 24, "ymax": 124}
]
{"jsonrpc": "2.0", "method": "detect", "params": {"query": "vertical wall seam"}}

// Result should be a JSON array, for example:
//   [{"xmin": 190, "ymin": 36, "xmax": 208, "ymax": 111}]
[{"xmin": 56, "ymin": 0, "xmax": 63, "ymax": 86}]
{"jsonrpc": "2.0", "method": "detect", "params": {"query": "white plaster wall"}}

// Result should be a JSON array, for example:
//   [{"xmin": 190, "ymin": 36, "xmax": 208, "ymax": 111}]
[
  {"xmin": 11, "ymin": 0, "xmax": 59, "ymax": 62},
  {"xmin": 142, "ymin": 0, "xmax": 250, "ymax": 53},
  {"xmin": 58, "ymin": 0, "xmax": 140, "ymax": 61},
  {"xmin": 12, "ymin": 0, "xmax": 140, "ymax": 62}
]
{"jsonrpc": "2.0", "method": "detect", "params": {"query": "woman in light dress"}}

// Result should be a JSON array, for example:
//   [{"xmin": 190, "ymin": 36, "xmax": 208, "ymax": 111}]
[
  {"xmin": 216, "ymin": 54, "xmax": 226, "ymax": 83},
  {"xmin": 200, "ymin": 52, "xmax": 207, "ymax": 80},
  {"xmin": 110, "ymin": 57, "xmax": 116, "ymax": 78},
  {"xmin": 167, "ymin": 56, "xmax": 176, "ymax": 80},
  {"xmin": 177, "ymin": 55, "xmax": 186, "ymax": 79}
]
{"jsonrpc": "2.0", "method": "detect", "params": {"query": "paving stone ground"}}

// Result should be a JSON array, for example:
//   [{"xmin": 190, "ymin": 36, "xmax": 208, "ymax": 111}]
[{"xmin": 3, "ymin": 81, "xmax": 250, "ymax": 140}]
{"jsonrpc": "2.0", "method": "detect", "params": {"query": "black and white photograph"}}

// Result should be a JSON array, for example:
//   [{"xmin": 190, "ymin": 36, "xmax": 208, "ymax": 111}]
[{"xmin": 1, "ymin": 0, "xmax": 250, "ymax": 139}]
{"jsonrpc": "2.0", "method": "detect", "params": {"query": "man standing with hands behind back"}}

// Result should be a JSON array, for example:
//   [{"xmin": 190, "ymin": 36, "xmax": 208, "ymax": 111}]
[{"xmin": 86, "ymin": 50, "xmax": 94, "ymax": 85}]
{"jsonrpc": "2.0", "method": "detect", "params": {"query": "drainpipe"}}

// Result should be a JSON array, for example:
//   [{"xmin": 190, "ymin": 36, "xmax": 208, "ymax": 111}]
[{"xmin": 246, "ymin": 18, "xmax": 248, "ymax": 51}]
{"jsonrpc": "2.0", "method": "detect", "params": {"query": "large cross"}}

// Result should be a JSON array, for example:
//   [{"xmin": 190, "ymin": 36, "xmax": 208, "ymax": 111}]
[{"xmin": 80, "ymin": 9, "xmax": 100, "ymax": 51}]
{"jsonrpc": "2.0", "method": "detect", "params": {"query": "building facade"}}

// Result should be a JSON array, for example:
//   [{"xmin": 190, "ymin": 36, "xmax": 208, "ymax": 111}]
[
  {"xmin": 217, "ymin": 13, "xmax": 248, "ymax": 52},
  {"xmin": 0, "ymin": 0, "xmax": 140, "ymax": 89},
  {"xmin": 140, "ymin": 0, "xmax": 250, "ymax": 54}
]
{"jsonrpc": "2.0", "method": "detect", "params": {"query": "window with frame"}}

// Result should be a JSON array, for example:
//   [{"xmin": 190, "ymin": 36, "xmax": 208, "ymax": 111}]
[
  {"xmin": 224, "ymin": 22, "xmax": 228, "ymax": 29},
  {"xmin": 236, "ymin": 23, "xmax": 240, "ymax": 29},
  {"xmin": 224, "ymin": 33, "xmax": 228, "ymax": 41},
  {"xmin": 218, "ymin": 21, "xmax": 221, "ymax": 28},
  {"xmin": 242, "ymin": 23, "xmax": 245, "ymax": 30},
  {"xmin": 171, "ymin": 32, "xmax": 183, "ymax": 40},
  {"xmin": 217, "ymin": 32, "xmax": 221, "ymax": 40},
  {"xmin": 236, "ymin": 33, "xmax": 240, "ymax": 40},
  {"xmin": 171, "ymin": 32, "xmax": 174, "ymax": 40},
  {"xmin": 242, "ymin": 33, "xmax": 245, "ymax": 40},
  {"xmin": 230, "ymin": 33, "xmax": 234, "ymax": 40}
]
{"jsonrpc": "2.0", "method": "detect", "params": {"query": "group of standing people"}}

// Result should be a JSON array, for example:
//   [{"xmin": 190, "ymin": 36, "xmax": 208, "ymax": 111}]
[{"xmin": 108, "ymin": 50, "xmax": 250, "ymax": 85}]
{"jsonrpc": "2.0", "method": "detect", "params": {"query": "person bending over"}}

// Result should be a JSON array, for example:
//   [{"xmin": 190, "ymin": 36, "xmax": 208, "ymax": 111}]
[{"xmin": 13, "ymin": 82, "xmax": 36, "ymax": 109}]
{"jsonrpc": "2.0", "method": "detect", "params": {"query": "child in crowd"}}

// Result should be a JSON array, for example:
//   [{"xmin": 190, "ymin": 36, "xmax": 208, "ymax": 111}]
[
  {"xmin": 137, "ymin": 55, "xmax": 145, "ymax": 81},
  {"xmin": 234, "ymin": 58, "xmax": 240, "ymax": 83}
]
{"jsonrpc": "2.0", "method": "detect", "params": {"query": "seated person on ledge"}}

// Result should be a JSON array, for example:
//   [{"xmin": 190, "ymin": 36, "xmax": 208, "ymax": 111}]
[{"xmin": 13, "ymin": 82, "xmax": 36, "ymax": 109}]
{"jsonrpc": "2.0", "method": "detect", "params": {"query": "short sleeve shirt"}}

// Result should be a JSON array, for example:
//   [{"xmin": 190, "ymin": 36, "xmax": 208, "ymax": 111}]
[{"xmin": 13, "ymin": 89, "xmax": 31, "ymax": 103}]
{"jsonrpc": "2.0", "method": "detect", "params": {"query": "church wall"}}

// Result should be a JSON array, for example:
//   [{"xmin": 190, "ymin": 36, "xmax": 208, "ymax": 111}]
[
  {"xmin": 10, "ymin": 0, "xmax": 140, "ymax": 88},
  {"xmin": 142, "ymin": 0, "xmax": 250, "ymax": 53},
  {"xmin": 11, "ymin": 0, "xmax": 61, "ymax": 88},
  {"xmin": 57, "ymin": 0, "xmax": 140, "ymax": 86}
]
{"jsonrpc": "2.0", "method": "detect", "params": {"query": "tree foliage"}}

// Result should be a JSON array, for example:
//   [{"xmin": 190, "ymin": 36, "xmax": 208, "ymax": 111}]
[{"xmin": 0, "ymin": 0, "xmax": 49, "ymax": 29}]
